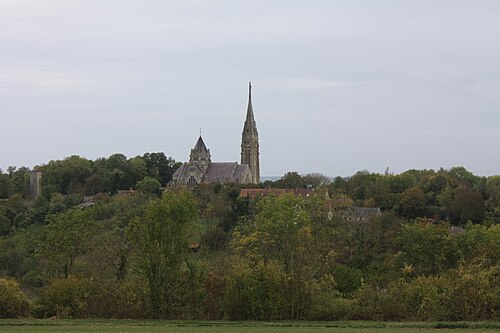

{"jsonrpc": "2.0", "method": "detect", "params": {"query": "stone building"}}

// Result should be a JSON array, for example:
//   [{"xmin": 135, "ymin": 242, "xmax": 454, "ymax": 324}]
[
  {"xmin": 29, "ymin": 171, "xmax": 42, "ymax": 200},
  {"xmin": 170, "ymin": 83, "xmax": 260, "ymax": 187},
  {"xmin": 241, "ymin": 82, "xmax": 260, "ymax": 183}
]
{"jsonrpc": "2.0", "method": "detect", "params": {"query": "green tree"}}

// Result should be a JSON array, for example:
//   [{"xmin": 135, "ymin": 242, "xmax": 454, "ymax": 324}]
[
  {"xmin": 399, "ymin": 187, "xmax": 427, "ymax": 219},
  {"xmin": 397, "ymin": 222, "xmax": 458, "ymax": 276},
  {"xmin": 0, "ymin": 170, "xmax": 10, "ymax": 199},
  {"xmin": 8, "ymin": 167, "xmax": 30, "ymax": 198},
  {"xmin": 449, "ymin": 188, "xmax": 485, "ymax": 225},
  {"xmin": 136, "ymin": 176, "xmax": 161, "ymax": 196},
  {"xmin": 39, "ymin": 156, "xmax": 93, "ymax": 195},
  {"xmin": 231, "ymin": 194, "xmax": 313, "ymax": 319},
  {"xmin": 275, "ymin": 172, "xmax": 306, "ymax": 189},
  {"xmin": 302, "ymin": 173, "xmax": 330, "ymax": 189},
  {"xmin": 127, "ymin": 190, "xmax": 198, "ymax": 318},
  {"xmin": 142, "ymin": 152, "xmax": 181, "ymax": 185},
  {"xmin": 36, "ymin": 208, "xmax": 98, "ymax": 278}
]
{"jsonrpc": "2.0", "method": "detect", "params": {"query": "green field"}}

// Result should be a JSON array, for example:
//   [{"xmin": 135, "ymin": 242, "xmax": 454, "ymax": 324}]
[{"xmin": 0, "ymin": 320, "xmax": 499, "ymax": 333}]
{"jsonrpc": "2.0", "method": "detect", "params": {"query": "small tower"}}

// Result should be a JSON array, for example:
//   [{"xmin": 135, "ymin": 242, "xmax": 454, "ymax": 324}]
[
  {"xmin": 241, "ymin": 82, "xmax": 260, "ymax": 184},
  {"xmin": 29, "ymin": 171, "xmax": 42, "ymax": 200},
  {"xmin": 190, "ymin": 135, "xmax": 211, "ymax": 173}
]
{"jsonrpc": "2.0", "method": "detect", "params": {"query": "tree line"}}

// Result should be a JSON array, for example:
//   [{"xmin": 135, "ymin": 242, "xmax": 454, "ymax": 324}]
[{"xmin": 0, "ymin": 155, "xmax": 498, "ymax": 320}]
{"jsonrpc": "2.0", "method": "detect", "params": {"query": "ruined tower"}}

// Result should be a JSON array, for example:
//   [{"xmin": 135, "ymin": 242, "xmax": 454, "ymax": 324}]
[
  {"xmin": 29, "ymin": 171, "xmax": 42, "ymax": 200},
  {"xmin": 241, "ymin": 82, "xmax": 260, "ymax": 184}
]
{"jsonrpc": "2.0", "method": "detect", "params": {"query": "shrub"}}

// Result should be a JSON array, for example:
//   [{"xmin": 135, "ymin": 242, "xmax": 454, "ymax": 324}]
[
  {"xmin": 308, "ymin": 274, "xmax": 352, "ymax": 320},
  {"xmin": 37, "ymin": 277, "xmax": 92, "ymax": 318},
  {"xmin": 200, "ymin": 226, "xmax": 228, "ymax": 251},
  {"xmin": 37, "ymin": 277, "xmax": 149, "ymax": 319},
  {"xmin": 0, "ymin": 277, "xmax": 30, "ymax": 318}
]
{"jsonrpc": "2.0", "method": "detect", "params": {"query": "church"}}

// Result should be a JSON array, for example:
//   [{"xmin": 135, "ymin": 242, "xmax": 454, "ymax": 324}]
[{"xmin": 170, "ymin": 83, "xmax": 260, "ymax": 187}]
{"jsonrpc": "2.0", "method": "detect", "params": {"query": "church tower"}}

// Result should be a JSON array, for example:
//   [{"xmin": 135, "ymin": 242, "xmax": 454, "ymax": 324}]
[
  {"xmin": 241, "ymin": 82, "xmax": 260, "ymax": 184},
  {"xmin": 190, "ymin": 135, "xmax": 211, "ymax": 173}
]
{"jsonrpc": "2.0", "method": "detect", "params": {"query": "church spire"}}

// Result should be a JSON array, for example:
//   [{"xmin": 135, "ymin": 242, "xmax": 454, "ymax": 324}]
[
  {"xmin": 246, "ymin": 82, "xmax": 256, "ymax": 124},
  {"xmin": 241, "ymin": 82, "xmax": 260, "ymax": 184},
  {"xmin": 190, "ymin": 134, "xmax": 211, "ymax": 170}
]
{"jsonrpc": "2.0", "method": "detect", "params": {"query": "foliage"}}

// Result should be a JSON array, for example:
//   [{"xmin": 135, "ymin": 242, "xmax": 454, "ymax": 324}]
[
  {"xmin": 136, "ymin": 176, "xmax": 161, "ymax": 196},
  {"xmin": 127, "ymin": 190, "xmax": 198, "ymax": 318},
  {"xmin": 35, "ymin": 208, "xmax": 98, "ymax": 278},
  {"xmin": 0, "ymin": 278, "xmax": 30, "ymax": 318},
  {"xmin": 36, "ymin": 276, "xmax": 149, "ymax": 319},
  {"xmin": 0, "ymin": 163, "xmax": 498, "ymax": 321}
]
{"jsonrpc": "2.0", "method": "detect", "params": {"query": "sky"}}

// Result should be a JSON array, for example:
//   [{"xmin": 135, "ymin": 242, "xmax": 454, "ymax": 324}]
[{"xmin": 1, "ymin": 0, "xmax": 499, "ymax": 177}]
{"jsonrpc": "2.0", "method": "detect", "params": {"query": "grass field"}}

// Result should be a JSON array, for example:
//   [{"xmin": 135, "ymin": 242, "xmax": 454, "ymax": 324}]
[{"xmin": 0, "ymin": 320, "xmax": 499, "ymax": 333}]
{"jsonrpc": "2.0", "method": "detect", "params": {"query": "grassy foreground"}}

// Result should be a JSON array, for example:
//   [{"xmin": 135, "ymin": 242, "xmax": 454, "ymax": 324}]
[{"xmin": 0, "ymin": 320, "xmax": 499, "ymax": 333}]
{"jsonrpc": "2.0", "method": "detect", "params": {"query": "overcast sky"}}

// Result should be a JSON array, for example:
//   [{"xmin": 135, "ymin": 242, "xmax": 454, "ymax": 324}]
[{"xmin": 1, "ymin": 0, "xmax": 499, "ymax": 177}]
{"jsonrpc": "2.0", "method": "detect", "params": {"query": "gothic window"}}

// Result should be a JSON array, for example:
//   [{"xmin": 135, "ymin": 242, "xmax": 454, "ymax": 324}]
[{"xmin": 187, "ymin": 176, "xmax": 198, "ymax": 188}]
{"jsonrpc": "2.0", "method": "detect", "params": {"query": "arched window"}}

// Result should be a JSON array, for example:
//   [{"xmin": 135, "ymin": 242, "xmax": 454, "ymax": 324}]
[{"xmin": 187, "ymin": 176, "xmax": 198, "ymax": 188}]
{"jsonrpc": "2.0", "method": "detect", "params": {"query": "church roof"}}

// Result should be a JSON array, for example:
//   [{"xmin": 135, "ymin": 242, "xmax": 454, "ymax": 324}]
[
  {"xmin": 193, "ymin": 135, "xmax": 209, "ymax": 153},
  {"xmin": 204, "ymin": 163, "xmax": 250, "ymax": 183}
]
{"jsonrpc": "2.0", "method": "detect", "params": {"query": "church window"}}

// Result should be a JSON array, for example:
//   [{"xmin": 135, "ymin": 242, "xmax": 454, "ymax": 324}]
[{"xmin": 187, "ymin": 176, "xmax": 198, "ymax": 188}]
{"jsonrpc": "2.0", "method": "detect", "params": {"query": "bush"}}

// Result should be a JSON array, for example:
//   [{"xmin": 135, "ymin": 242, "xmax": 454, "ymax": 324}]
[
  {"xmin": 0, "ymin": 277, "xmax": 30, "ymax": 318},
  {"xmin": 223, "ymin": 260, "xmax": 287, "ymax": 320},
  {"xmin": 200, "ymin": 226, "xmax": 228, "ymax": 251},
  {"xmin": 37, "ymin": 277, "xmax": 149, "ymax": 318},
  {"xmin": 307, "ymin": 275, "xmax": 352, "ymax": 320},
  {"xmin": 37, "ymin": 277, "xmax": 92, "ymax": 318}
]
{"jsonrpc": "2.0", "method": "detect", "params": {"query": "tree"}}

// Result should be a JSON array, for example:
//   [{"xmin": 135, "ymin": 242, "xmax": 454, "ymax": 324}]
[
  {"xmin": 36, "ymin": 208, "xmax": 98, "ymax": 278},
  {"xmin": 275, "ymin": 172, "xmax": 306, "ymax": 189},
  {"xmin": 303, "ymin": 173, "xmax": 330, "ymax": 189},
  {"xmin": 231, "ymin": 194, "xmax": 313, "ymax": 319},
  {"xmin": 8, "ymin": 167, "xmax": 30, "ymax": 198},
  {"xmin": 449, "ymin": 188, "xmax": 485, "ymax": 225},
  {"xmin": 399, "ymin": 187, "xmax": 427, "ymax": 219},
  {"xmin": 136, "ymin": 177, "xmax": 161, "ymax": 196},
  {"xmin": 142, "ymin": 152, "xmax": 181, "ymax": 185},
  {"xmin": 397, "ymin": 222, "xmax": 458, "ymax": 276},
  {"xmin": 127, "ymin": 190, "xmax": 198, "ymax": 318},
  {"xmin": 365, "ymin": 181, "xmax": 390, "ymax": 209},
  {"xmin": 0, "ymin": 171, "xmax": 10, "ymax": 199},
  {"xmin": 38, "ymin": 156, "xmax": 93, "ymax": 194}
]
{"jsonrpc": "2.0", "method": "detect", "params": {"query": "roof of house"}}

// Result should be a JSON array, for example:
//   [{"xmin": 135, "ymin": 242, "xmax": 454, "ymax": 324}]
[
  {"xmin": 347, "ymin": 207, "xmax": 382, "ymax": 220},
  {"xmin": 240, "ymin": 188, "xmax": 314, "ymax": 198}
]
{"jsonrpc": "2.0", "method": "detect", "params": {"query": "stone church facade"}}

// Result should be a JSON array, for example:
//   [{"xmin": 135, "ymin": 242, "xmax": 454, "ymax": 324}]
[{"xmin": 170, "ymin": 83, "xmax": 260, "ymax": 187}]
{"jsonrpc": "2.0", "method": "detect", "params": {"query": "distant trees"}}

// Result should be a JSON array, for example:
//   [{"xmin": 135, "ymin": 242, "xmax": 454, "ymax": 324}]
[
  {"xmin": 449, "ymin": 188, "xmax": 485, "ymax": 225},
  {"xmin": 0, "ymin": 163, "xmax": 498, "ymax": 321},
  {"xmin": 399, "ymin": 187, "xmax": 427, "ymax": 219},
  {"xmin": 0, "ymin": 152, "xmax": 181, "ymax": 198}
]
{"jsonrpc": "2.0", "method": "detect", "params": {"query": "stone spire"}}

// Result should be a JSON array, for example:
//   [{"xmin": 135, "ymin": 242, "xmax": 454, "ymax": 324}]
[
  {"xmin": 241, "ymin": 82, "xmax": 260, "ymax": 184},
  {"xmin": 190, "ymin": 135, "xmax": 211, "ymax": 172}
]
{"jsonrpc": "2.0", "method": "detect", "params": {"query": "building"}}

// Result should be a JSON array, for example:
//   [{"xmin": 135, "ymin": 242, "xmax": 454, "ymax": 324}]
[
  {"xmin": 170, "ymin": 83, "xmax": 260, "ymax": 187},
  {"xmin": 240, "ymin": 188, "xmax": 314, "ymax": 199},
  {"xmin": 241, "ymin": 82, "xmax": 260, "ymax": 183},
  {"xmin": 29, "ymin": 171, "xmax": 42, "ymax": 200}
]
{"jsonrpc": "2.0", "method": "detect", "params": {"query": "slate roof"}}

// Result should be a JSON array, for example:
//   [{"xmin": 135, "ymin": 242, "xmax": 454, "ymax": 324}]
[
  {"xmin": 347, "ymin": 207, "xmax": 382, "ymax": 220},
  {"xmin": 240, "ymin": 188, "xmax": 314, "ymax": 198},
  {"xmin": 193, "ymin": 136, "xmax": 209, "ymax": 153},
  {"xmin": 205, "ymin": 163, "xmax": 250, "ymax": 183}
]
